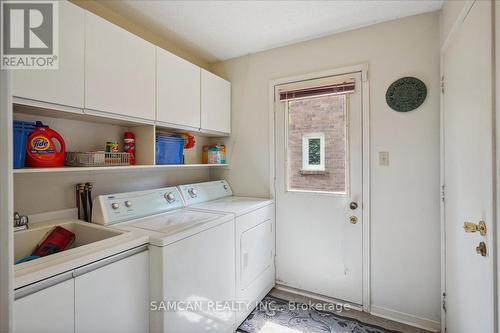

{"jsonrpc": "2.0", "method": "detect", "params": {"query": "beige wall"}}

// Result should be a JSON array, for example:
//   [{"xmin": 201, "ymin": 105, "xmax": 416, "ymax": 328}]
[
  {"xmin": 210, "ymin": 11, "xmax": 441, "ymax": 329},
  {"xmin": 14, "ymin": 168, "xmax": 210, "ymax": 215}
]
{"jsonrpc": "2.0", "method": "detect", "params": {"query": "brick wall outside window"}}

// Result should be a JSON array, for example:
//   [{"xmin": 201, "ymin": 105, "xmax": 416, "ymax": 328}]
[{"xmin": 287, "ymin": 94, "xmax": 347, "ymax": 193}]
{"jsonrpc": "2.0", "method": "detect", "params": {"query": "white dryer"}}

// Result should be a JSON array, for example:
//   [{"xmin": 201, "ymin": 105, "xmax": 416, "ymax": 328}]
[
  {"xmin": 178, "ymin": 180, "xmax": 275, "ymax": 324},
  {"xmin": 92, "ymin": 186, "xmax": 236, "ymax": 333}
]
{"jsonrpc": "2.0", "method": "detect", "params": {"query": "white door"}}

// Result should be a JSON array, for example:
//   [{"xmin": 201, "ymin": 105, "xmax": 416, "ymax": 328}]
[
  {"xmin": 74, "ymin": 251, "xmax": 149, "ymax": 333},
  {"xmin": 275, "ymin": 72, "xmax": 363, "ymax": 304},
  {"xmin": 12, "ymin": 0, "xmax": 85, "ymax": 108},
  {"xmin": 14, "ymin": 279, "xmax": 75, "ymax": 333},
  {"xmin": 201, "ymin": 69, "xmax": 231, "ymax": 134},
  {"xmin": 156, "ymin": 47, "xmax": 201, "ymax": 130},
  {"xmin": 85, "ymin": 11, "xmax": 156, "ymax": 121},
  {"xmin": 442, "ymin": 1, "xmax": 495, "ymax": 332}
]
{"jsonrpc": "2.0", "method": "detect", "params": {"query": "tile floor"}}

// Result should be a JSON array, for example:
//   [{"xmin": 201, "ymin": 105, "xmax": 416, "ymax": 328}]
[{"xmin": 236, "ymin": 288, "xmax": 435, "ymax": 333}]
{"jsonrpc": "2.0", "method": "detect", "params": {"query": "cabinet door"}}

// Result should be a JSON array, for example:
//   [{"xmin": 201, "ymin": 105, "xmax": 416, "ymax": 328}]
[
  {"xmin": 85, "ymin": 11, "xmax": 155, "ymax": 121},
  {"xmin": 12, "ymin": 0, "xmax": 84, "ymax": 108},
  {"xmin": 201, "ymin": 69, "xmax": 231, "ymax": 134},
  {"xmin": 157, "ymin": 47, "xmax": 201, "ymax": 129},
  {"xmin": 14, "ymin": 279, "xmax": 75, "ymax": 333},
  {"xmin": 74, "ymin": 251, "xmax": 149, "ymax": 333}
]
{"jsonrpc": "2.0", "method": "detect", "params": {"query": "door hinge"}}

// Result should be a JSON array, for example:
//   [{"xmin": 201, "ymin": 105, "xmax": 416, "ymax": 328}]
[
  {"xmin": 441, "ymin": 185, "xmax": 445, "ymax": 203},
  {"xmin": 441, "ymin": 76, "xmax": 445, "ymax": 94},
  {"xmin": 442, "ymin": 292, "xmax": 447, "ymax": 312}
]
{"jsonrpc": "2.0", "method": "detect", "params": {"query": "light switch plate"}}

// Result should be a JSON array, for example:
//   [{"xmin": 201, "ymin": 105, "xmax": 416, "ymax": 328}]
[{"xmin": 379, "ymin": 151, "xmax": 389, "ymax": 166}]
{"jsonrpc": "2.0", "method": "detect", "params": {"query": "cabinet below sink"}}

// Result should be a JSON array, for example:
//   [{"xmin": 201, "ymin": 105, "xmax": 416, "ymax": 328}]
[{"xmin": 14, "ymin": 246, "xmax": 149, "ymax": 333}]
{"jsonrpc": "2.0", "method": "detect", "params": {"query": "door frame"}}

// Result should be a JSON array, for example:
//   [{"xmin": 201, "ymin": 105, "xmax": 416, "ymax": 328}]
[
  {"xmin": 440, "ymin": 1, "xmax": 498, "ymax": 332},
  {"xmin": 268, "ymin": 63, "xmax": 371, "ymax": 312}
]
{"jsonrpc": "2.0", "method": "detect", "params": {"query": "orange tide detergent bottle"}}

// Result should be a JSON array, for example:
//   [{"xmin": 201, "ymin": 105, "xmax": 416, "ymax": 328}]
[{"xmin": 26, "ymin": 121, "xmax": 66, "ymax": 167}]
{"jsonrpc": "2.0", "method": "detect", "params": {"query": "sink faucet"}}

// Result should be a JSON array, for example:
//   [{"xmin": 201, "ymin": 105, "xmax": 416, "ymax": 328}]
[{"xmin": 14, "ymin": 212, "xmax": 29, "ymax": 232}]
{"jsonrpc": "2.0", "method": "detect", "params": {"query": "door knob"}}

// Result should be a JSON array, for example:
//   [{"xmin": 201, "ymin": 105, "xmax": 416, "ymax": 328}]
[
  {"xmin": 349, "ymin": 216, "xmax": 358, "ymax": 224},
  {"xmin": 476, "ymin": 242, "xmax": 487, "ymax": 257},
  {"xmin": 463, "ymin": 220, "xmax": 487, "ymax": 236},
  {"xmin": 349, "ymin": 202, "xmax": 358, "ymax": 210}
]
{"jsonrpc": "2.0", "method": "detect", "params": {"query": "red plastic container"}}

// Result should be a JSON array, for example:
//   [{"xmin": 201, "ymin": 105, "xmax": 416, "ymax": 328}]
[
  {"xmin": 25, "ymin": 121, "xmax": 66, "ymax": 167},
  {"xmin": 32, "ymin": 226, "xmax": 75, "ymax": 257}
]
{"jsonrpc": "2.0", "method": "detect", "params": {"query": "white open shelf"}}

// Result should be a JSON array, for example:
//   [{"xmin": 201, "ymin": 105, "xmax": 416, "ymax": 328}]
[
  {"xmin": 13, "ymin": 101, "xmax": 228, "ymax": 175},
  {"xmin": 13, "ymin": 164, "xmax": 229, "ymax": 174}
]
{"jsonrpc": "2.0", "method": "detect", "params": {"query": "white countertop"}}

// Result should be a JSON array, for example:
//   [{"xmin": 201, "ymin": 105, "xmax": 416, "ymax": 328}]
[{"xmin": 14, "ymin": 219, "xmax": 149, "ymax": 289}]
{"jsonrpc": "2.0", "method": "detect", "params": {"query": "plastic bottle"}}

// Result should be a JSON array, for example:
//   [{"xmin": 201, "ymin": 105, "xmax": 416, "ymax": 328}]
[
  {"xmin": 208, "ymin": 145, "xmax": 221, "ymax": 164},
  {"xmin": 25, "ymin": 121, "xmax": 66, "ymax": 167},
  {"xmin": 124, "ymin": 132, "xmax": 135, "ymax": 165}
]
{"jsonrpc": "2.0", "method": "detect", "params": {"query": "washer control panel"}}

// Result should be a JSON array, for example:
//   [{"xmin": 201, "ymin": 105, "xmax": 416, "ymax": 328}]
[{"xmin": 92, "ymin": 187, "xmax": 184, "ymax": 225}]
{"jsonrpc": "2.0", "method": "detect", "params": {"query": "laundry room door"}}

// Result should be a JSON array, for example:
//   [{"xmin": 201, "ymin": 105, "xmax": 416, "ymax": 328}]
[
  {"xmin": 274, "ymin": 71, "xmax": 363, "ymax": 304},
  {"xmin": 442, "ymin": 1, "xmax": 496, "ymax": 332}
]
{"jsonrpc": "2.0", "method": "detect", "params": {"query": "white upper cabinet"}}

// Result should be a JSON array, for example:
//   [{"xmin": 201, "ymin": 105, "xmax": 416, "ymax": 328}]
[
  {"xmin": 12, "ymin": 1, "xmax": 84, "ymax": 108},
  {"xmin": 201, "ymin": 69, "xmax": 231, "ymax": 134},
  {"xmin": 156, "ymin": 47, "xmax": 201, "ymax": 130},
  {"xmin": 85, "ymin": 11, "xmax": 155, "ymax": 121}
]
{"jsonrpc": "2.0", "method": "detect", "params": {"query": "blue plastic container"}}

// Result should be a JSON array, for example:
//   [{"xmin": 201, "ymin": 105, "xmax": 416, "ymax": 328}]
[
  {"xmin": 13, "ymin": 121, "xmax": 35, "ymax": 169},
  {"xmin": 156, "ymin": 135, "xmax": 184, "ymax": 165}
]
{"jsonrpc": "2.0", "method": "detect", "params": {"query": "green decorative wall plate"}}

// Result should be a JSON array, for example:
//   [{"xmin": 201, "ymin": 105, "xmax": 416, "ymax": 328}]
[{"xmin": 386, "ymin": 77, "xmax": 427, "ymax": 112}]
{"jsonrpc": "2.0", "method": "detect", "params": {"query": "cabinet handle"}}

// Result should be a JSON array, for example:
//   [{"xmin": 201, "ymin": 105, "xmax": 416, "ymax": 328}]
[
  {"xmin": 73, "ymin": 244, "xmax": 148, "ymax": 277},
  {"xmin": 15, "ymin": 271, "xmax": 73, "ymax": 300}
]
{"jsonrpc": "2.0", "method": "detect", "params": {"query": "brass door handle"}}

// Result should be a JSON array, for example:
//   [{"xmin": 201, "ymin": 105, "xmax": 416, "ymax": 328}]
[
  {"xmin": 463, "ymin": 220, "xmax": 487, "ymax": 236},
  {"xmin": 476, "ymin": 242, "xmax": 487, "ymax": 257}
]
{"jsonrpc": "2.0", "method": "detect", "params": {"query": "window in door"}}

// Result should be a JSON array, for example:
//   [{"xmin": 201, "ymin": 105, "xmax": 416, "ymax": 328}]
[{"xmin": 287, "ymin": 94, "xmax": 347, "ymax": 194}]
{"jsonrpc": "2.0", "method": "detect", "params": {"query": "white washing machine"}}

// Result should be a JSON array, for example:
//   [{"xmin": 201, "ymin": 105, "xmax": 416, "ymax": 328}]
[
  {"xmin": 178, "ymin": 180, "xmax": 275, "ymax": 324},
  {"xmin": 92, "ymin": 186, "xmax": 236, "ymax": 333}
]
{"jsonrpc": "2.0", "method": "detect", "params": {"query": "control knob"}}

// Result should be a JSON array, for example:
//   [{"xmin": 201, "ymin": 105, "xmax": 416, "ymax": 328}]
[
  {"xmin": 164, "ymin": 192, "xmax": 176, "ymax": 203},
  {"xmin": 188, "ymin": 188, "xmax": 198, "ymax": 198},
  {"xmin": 124, "ymin": 200, "xmax": 132, "ymax": 208},
  {"xmin": 111, "ymin": 203, "xmax": 120, "ymax": 210}
]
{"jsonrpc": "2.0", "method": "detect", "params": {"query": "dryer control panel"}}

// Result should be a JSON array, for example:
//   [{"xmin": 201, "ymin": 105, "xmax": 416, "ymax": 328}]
[
  {"xmin": 178, "ymin": 180, "xmax": 232, "ymax": 206},
  {"xmin": 92, "ymin": 187, "xmax": 184, "ymax": 225}
]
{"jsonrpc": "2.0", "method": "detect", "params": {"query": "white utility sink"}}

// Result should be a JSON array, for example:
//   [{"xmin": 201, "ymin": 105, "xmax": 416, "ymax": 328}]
[{"xmin": 14, "ymin": 220, "xmax": 125, "ymax": 264}]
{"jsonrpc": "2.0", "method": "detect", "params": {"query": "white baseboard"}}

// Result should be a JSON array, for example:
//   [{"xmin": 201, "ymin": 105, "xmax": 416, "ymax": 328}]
[
  {"xmin": 274, "ymin": 284, "xmax": 362, "ymax": 312},
  {"xmin": 370, "ymin": 305, "xmax": 441, "ymax": 332}
]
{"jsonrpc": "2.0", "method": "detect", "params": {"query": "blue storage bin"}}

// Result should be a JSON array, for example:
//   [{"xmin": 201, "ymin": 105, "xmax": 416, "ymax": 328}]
[
  {"xmin": 13, "ymin": 121, "xmax": 35, "ymax": 169},
  {"xmin": 156, "ymin": 135, "xmax": 184, "ymax": 165}
]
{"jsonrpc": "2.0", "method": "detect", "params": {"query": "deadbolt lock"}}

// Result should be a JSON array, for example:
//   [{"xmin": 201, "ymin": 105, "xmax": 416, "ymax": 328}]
[
  {"xmin": 463, "ymin": 220, "xmax": 487, "ymax": 236},
  {"xmin": 476, "ymin": 242, "xmax": 487, "ymax": 257},
  {"xmin": 349, "ymin": 216, "xmax": 358, "ymax": 224}
]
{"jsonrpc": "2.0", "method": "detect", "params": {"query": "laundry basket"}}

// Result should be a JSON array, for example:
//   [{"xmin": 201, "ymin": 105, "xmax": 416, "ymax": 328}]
[{"xmin": 13, "ymin": 121, "xmax": 35, "ymax": 169}]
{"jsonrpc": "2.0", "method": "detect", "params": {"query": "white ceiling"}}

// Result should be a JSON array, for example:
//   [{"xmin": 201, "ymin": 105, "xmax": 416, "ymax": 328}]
[{"xmin": 103, "ymin": 0, "xmax": 443, "ymax": 63}]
